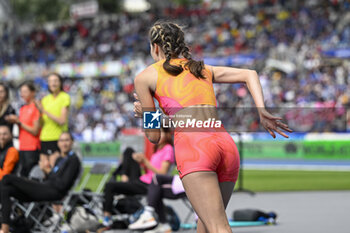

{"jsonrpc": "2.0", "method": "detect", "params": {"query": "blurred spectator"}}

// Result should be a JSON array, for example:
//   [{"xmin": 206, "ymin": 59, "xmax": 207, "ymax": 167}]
[
  {"xmin": 0, "ymin": 125, "xmax": 19, "ymax": 180},
  {"xmin": 5, "ymin": 81, "xmax": 41, "ymax": 177},
  {"xmin": 36, "ymin": 73, "xmax": 70, "ymax": 168},
  {"xmin": 0, "ymin": 83, "xmax": 16, "ymax": 132},
  {"xmin": 0, "ymin": 132, "xmax": 80, "ymax": 233},
  {"xmin": 101, "ymin": 128, "xmax": 174, "ymax": 229}
]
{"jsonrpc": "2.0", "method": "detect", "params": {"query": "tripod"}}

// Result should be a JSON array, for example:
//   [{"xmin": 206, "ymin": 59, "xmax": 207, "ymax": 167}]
[{"xmin": 234, "ymin": 132, "xmax": 255, "ymax": 195}]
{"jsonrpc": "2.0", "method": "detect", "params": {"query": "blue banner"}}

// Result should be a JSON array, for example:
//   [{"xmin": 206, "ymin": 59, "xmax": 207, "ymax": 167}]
[
  {"xmin": 250, "ymin": 132, "xmax": 306, "ymax": 141},
  {"xmin": 204, "ymin": 54, "xmax": 262, "ymax": 66},
  {"xmin": 322, "ymin": 48, "xmax": 350, "ymax": 58}
]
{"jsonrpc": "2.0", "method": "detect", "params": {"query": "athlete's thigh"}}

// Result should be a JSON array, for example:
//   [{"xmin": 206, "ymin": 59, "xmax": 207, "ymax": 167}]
[
  {"xmin": 181, "ymin": 171, "xmax": 228, "ymax": 230},
  {"xmin": 174, "ymin": 132, "xmax": 220, "ymax": 178},
  {"xmin": 216, "ymin": 131, "xmax": 240, "ymax": 183}
]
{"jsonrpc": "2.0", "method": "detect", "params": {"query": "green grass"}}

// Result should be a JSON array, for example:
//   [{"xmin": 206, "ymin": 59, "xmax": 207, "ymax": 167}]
[
  {"xmin": 78, "ymin": 168, "xmax": 350, "ymax": 192},
  {"xmin": 75, "ymin": 167, "xmax": 113, "ymax": 192},
  {"xmin": 234, "ymin": 170, "xmax": 350, "ymax": 192}
]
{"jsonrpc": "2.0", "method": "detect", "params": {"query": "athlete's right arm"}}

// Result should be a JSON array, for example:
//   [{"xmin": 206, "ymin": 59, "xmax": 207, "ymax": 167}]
[{"xmin": 134, "ymin": 66, "xmax": 161, "ymax": 144}]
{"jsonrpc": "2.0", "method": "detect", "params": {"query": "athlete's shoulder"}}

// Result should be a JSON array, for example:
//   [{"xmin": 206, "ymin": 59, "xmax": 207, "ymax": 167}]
[
  {"xmin": 135, "ymin": 64, "xmax": 158, "ymax": 82},
  {"xmin": 153, "ymin": 59, "xmax": 165, "ymax": 67},
  {"xmin": 202, "ymin": 64, "xmax": 214, "ymax": 80}
]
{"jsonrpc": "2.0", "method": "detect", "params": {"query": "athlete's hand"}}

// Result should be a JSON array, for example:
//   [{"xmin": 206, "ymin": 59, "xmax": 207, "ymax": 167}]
[
  {"xmin": 133, "ymin": 93, "xmax": 142, "ymax": 118},
  {"xmin": 258, "ymin": 108, "xmax": 292, "ymax": 138}
]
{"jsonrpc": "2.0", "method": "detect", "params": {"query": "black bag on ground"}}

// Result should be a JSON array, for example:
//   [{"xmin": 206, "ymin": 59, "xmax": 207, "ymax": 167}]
[
  {"xmin": 10, "ymin": 215, "xmax": 32, "ymax": 233},
  {"xmin": 165, "ymin": 205, "xmax": 181, "ymax": 231},
  {"xmin": 114, "ymin": 196, "xmax": 143, "ymax": 214},
  {"xmin": 233, "ymin": 209, "xmax": 277, "ymax": 221},
  {"xmin": 110, "ymin": 219, "xmax": 129, "ymax": 229},
  {"xmin": 68, "ymin": 188, "xmax": 93, "ymax": 207},
  {"xmin": 10, "ymin": 202, "xmax": 52, "ymax": 233}
]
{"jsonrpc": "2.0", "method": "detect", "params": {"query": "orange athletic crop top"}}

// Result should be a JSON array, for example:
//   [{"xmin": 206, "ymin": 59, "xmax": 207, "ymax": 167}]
[{"xmin": 153, "ymin": 58, "xmax": 217, "ymax": 116}]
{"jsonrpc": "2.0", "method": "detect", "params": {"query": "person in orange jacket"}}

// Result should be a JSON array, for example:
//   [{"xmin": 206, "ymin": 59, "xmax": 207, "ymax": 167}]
[{"xmin": 0, "ymin": 124, "xmax": 19, "ymax": 180}]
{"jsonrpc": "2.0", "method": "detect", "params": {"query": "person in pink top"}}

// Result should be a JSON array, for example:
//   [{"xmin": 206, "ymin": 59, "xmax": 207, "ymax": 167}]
[
  {"xmin": 5, "ymin": 81, "xmax": 41, "ymax": 177},
  {"xmin": 101, "ymin": 127, "xmax": 174, "ymax": 229}
]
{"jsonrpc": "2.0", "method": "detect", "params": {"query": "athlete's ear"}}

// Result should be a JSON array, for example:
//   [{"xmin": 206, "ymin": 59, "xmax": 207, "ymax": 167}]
[{"xmin": 154, "ymin": 43, "xmax": 159, "ymax": 56}]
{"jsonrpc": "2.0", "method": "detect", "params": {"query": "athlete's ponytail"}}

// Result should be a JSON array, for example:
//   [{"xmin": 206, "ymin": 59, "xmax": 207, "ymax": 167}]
[
  {"xmin": 149, "ymin": 21, "xmax": 206, "ymax": 79},
  {"xmin": 181, "ymin": 43, "xmax": 205, "ymax": 79}
]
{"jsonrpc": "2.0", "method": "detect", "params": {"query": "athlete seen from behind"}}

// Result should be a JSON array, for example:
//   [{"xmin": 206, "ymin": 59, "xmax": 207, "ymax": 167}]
[{"xmin": 133, "ymin": 21, "xmax": 292, "ymax": 233}]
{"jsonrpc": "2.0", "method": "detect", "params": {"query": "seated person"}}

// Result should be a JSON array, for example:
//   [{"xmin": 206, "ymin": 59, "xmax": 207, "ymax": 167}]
[
  {"xmin": 129, "ymin": 174, "xmax": 186, "ymax": 233},
  {"xmin": 0, "ymin": 132, "xmax": 81, "ymax": 233},
  {"xmin": 28, "ymin": 152, "xmax": 60, "ymax": 182},
  {"xmin": 110, "ymin": 147, "xmax": 142, "ymax": 183},
  {"xmin": 0, "ymin": 125, "xmax": 19, "ymax": 180},
  {"xmin": 101, "ymin": 128, "xmax": 174, "ymax": 229}
]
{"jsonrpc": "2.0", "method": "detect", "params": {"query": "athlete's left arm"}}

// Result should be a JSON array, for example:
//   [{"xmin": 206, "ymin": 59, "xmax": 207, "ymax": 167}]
[
  {"xmin": 208, "ymin": 65, "xmax": 265, "ymax": 108},
  {"xmin": 134, "ymin": 66, "xmax": 161, "ymax": 144},
  {"xmin": 209, "ymin": 65, "xmax": 292, "ymax": 138}
]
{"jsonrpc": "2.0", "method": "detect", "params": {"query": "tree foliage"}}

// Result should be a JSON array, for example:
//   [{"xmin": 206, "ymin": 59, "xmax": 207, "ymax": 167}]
[
  {"xmin": 171, "ymin": 0, "xmax": 203, "ymax": 7},
  {"xmin": 10, "ymin": 0, "xmax": 123, "ymax": 23},
  {"xmin": 10, "ymin": 0, "xmax": 70, "ymax": 23},
  {"xmin": 98, "ymin": 0, "xmax": 122, "ymax": 13}
]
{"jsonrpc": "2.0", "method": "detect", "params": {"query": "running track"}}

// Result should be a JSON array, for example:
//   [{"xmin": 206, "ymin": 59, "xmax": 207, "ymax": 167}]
[{"xmin": 104, "ymin": 191, "xmax": 350, "ymax": 233}]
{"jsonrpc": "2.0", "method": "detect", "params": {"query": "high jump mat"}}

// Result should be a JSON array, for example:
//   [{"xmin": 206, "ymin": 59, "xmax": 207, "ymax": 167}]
[{"xmin": 181, "ymin": 220, "xmax": 266, "ymax": 229}]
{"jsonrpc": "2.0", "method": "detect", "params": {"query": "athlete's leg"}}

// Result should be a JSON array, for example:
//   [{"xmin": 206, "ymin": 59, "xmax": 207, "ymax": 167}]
[
  {"xmin": 181, "ymin": 171, "xmax": 232, "ymax": 233},
  {"xmin": 196, "ymin": 220, "xmax": 208, "ymax": 233},
  {"xmin": 196, "ymin": 181, "xmax": 235, "ymax": 233},
  {"xmin": 196, "ymin": 130, "xmax": 238, "ymax": 232}
]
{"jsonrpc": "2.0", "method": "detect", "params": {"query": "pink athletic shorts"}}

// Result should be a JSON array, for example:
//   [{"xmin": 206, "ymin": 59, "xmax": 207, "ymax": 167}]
[{"xmin": 174, "ymin": 128, "xmax": 240, "ymax": 182}]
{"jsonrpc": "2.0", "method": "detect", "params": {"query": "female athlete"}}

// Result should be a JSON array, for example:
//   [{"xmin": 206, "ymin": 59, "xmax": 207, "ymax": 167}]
[{"xmin": 134, "ymin": 21, "xmax": 292, "ymax": 233}]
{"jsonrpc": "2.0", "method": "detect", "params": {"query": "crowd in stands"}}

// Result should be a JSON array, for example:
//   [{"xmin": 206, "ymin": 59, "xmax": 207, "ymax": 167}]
[
  {"xmin": 1, "ymin": 0, "xmax": 350, "ymax": 140},
  {"xmin": 1, "ymin": 1, "xmax": 349, "ymax": 64}
]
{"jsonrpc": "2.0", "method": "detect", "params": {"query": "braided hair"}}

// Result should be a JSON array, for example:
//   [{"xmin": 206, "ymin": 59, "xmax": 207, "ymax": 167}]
[{"xmin": 149, "ymin": 21, "xmax": 205, "ymax": 79}]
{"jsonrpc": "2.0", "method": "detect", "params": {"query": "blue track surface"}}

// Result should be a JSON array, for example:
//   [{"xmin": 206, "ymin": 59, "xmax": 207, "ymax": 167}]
[{"xmin": 181, "ymin": 221, "xmax": 266, "ymax": 229}]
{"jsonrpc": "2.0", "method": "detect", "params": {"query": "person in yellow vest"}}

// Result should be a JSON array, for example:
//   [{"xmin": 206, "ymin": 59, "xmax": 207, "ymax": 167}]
[{"xmin": 35, "ymin": 73, "xmax": 70, "ymax": 168}]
